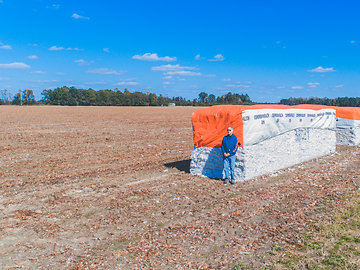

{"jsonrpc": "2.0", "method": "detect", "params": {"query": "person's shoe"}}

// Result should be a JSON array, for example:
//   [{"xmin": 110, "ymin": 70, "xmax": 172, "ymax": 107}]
[
  {"xmin": 223, "ymin": 179, "xmax": 229, "ymax": 185},
  {"xmin": 229, "ymin": 180, "xmax": 236, "ymax": 185}
]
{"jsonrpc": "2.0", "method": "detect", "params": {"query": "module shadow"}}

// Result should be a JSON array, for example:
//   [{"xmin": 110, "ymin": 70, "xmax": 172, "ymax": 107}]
[{"xmin": 164, "ymin": 159, "xmax": 191, "ymax": 173}]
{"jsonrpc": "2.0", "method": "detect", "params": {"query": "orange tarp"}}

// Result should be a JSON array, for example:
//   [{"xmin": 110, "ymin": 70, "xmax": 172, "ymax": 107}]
[
  {"xmin": 192, "ymin": 104, "xmax": 340, "ymax": 149},
  {"xmin": 332, "ymin": 107, "xmax": 360, "ymax": 120},
  {"xmin": 192, "ymin": 105, "xmax": 243, "ymax": 149}
]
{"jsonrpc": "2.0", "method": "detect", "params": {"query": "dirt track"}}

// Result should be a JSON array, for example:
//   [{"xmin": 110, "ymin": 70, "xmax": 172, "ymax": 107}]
[{"xmin": 0, "ymin": 106, "xmax": 359, "ymax": 269}]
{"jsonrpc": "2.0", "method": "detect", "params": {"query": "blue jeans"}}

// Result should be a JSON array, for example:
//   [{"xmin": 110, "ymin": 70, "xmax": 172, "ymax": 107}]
[{"xmin": 223, "ymin": 155, "xmax": 236, "ymax": 181}]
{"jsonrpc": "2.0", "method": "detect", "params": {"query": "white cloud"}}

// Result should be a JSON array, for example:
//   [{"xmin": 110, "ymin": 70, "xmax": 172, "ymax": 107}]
[
  {"xmin": 87, "ymin": 68, "xmax": 126, "ymax": 75},
  {"xmin": 116, "ymin": 81, "xmax": 138, "ymax": 86},
  {"xmin": 0, "ymin": 62, "xmax": 30, "ymax": 69},
  {"xmin": 103, "ymin": 48, "xmax": 110, "ymax": 53},
  {"xmin": 307, "ymin": 82, "xmax": 320, "ymax": 88},
  {"xmin": 56, "ymin": 72, "xmax": 65, "ymax": 75},
  {"xmin": 308, "ymin": 66, "xmax": 335, "ymax": 73},
  {"xmin": 30, "ymin": 79, "xmax": 59, "ymax": 83},
  {"xmin": 132, "ymin": 53, "xmax": 177, "ymax": 62},
  {"xmin": 49, "ymin": 45, "xmax": 65, "ymax": 51},
  {"xmin": 163, "ymin": 81, "xmax": 173, "ymax": 85},
  {"xmin": 223, "ymin": 78, "xmax": 231, "ymax": 82},
  {"xmin": 165, "ymin": 70, "xmax": 201, "ymax": 76},
  {"xmin": 49, "ymin": 45, "xmax": 80, "ymax": 51},
  {"xmin": 75, "ymin": 59, "xmax": 93, "ymax": 66},
  {"xmin": 195, "ymin": 54, "xmax": 201, "ymax": 60},
  {"xmin": 152, "ymin": 63, "xmax": 214, "ymax": 77},
  {"xmin": 31, "ymin": 70, "xmax": 47, "ymax": 74},
  {"xmin": 203, "ymin": 74, "xmax": 216, "ymax": 77},
  {"xmin": 208, "ymin": 54, "xmax": 225, "ymax": 62},
  {"xmin": 225, "ymin": 84, "xmax": 250, "ymax": 88},
  {"xmin": 84, "ymin": 81, "xmax": 107, "ymax": 85},
  {"xmin": 226, "ymin": 81, "xmax": 251, "ymax": 86},
  {"xmin": 275, "ymin": 41, "xmax": 286, "ymax": 49},
  {"xmin": 0, "ymin": 44, "xmax": 12, "ymax": 50},
  {"xmin": 152, "ymin": 64, "xmax": 197, "ymax": 71},
  {"xmin": 27, "ymin": 55, "xmax": 38, "ymax": 59},
  {"xmin": 72, "ymin": 13, "xmax": 89, "ymax": 20},
  {"xmin": 335, "ymin": 85, "xmax": 344, "ymax": 88},
  {"xmin": 47, "ymin": 4, "xmax": 60, "ymax": 9},
  {"xmin": 291, "ymin": 86, "xmax": 304, "ymax": 89},
  {"xmin": 162, "ymin": 76, "xmax": 173, "ymax": 80}
]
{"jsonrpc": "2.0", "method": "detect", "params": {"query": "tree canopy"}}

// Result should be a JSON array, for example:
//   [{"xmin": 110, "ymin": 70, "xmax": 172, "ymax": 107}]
[
  {"xmin": 38, "ymin": 87, "xmax": 253, "ymax": 106},
  {"xmin": 280, "ymin": 96, "xmax": 360, "ymax": 107}
]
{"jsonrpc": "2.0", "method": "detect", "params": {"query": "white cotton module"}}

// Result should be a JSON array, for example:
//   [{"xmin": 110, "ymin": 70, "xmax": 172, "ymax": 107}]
[
  {"xmin": 294, "ymin": 104, "xmax": 360, "ymax": 146},
  {"xmin": 191, "ymin": 105, "xmax": 337, "ymax": 181}
]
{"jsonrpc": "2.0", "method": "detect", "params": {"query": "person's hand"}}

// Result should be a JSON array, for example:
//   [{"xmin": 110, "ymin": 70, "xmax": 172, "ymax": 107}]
[{"xmin": 223, "ymin": 153, "xmax": 230, "ymax": 157}]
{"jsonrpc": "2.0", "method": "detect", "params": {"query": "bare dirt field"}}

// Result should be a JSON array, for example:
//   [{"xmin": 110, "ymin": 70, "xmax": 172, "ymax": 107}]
[{"xmin": 0, "ymin": 106, "xmax": 359, "ymax": 269}]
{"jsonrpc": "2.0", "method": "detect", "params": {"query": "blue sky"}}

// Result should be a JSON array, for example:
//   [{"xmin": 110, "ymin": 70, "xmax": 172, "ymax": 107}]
[{"xmin": 0, "ymin": 0, "xmax": 359, "ymax": 102}]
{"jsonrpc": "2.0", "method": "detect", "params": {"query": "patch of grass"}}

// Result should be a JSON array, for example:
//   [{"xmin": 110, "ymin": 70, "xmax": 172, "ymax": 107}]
[
  {"xmin": 308, "ymin": 241, "xmax": 323, "ymax": 250},
  {"xmin": 276, "ymin": 259, "xmax": 294, "ymax": 268},
  {"xmin": 272, "ymin": 245, "xmax": 282, "ymax": 251},
  {"xmin": 321, "ymin": 254, "xmax": 346, "ymax": 268},
  {"xmin": 269, "ymin": 192, "xmax": 360, "ymax": 269},
  {"xmin": 94, "ymin": 237, "xmax": 134, "ymax": 252},
  {"xmin": 233, "ymin": 262, "xmax": 245, "ymax": 270},
  {"xmin": 268, "ymin": 172, "xmax": 292, "ymax": 184}
]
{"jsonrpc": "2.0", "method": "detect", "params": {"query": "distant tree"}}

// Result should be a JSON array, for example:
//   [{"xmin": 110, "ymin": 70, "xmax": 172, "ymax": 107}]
[
  {"xmin": 22, "ymin": 90, "xmax": 36, "ymax": 105},
  {"xmin": 239, "ymin": 93, "xmax": 251, "ymax": 103},
  {"xmin": 96, "ymin": 90, "xmax": 112, "ymax": 106},
  {"xmin": 208, "ymin": 94, "xmax": 216, "ymax": 103},
  {"xmin": 11, "ymin": 90, "xmax": 36, "ymax": 105},
  {"xmin": 12, "ymin": 92, "xmax": 22, "ymax": 105},
  {"xmin": 148, "ymin": 93, "xmax": 158, "ymax": 106},
  {"xmin": 0, "ymin": 89, "xmax": 11, "ymax": 105},
  {"xmin": 198, "ymin": 92, "xmax": 208, "ymax": 103}
]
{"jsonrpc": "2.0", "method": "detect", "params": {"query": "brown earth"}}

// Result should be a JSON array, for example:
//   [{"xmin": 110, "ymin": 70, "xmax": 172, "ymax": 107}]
[{"xmin": 0, "ymin": 106, "xmax": 359, "ymax": 269}]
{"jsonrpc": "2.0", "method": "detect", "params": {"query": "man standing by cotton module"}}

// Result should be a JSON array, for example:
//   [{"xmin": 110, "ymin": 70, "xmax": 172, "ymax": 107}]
[{"xmin": 221, "ymin": 126, "xmax": 238, "ymax": 184}]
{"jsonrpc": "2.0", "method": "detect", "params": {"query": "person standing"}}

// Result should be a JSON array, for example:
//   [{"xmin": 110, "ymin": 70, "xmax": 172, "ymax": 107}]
[{"xmin": 221, "ymin": 126, "xmax": 238, "ymax": 184}]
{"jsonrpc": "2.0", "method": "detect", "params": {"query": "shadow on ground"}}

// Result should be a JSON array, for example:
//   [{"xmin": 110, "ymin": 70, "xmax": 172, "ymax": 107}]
[{"xmin": 164, "ymin": 159, "xmax": 191, "ymax": 173}]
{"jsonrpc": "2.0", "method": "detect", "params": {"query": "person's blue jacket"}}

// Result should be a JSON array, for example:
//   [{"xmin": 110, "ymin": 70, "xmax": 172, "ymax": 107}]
[{"xmin": 221, "ymin": 134, "xmax": 238, "ymax": 156}]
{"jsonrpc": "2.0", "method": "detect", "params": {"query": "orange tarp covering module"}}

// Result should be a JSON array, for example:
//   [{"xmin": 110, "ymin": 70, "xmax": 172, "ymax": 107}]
[
  {"xmin": 332, "ymin": 107, "xmax": 360, "ymax": 120},
  {"xmin": 192, "ymin": 104, "xmax": 338, "ymax": 149}
]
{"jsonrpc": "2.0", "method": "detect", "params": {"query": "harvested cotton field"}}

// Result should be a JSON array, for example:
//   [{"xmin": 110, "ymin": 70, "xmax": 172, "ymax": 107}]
[{"xmin": 0, "ymin": 106, "xmax": 359, "ymax": 269}]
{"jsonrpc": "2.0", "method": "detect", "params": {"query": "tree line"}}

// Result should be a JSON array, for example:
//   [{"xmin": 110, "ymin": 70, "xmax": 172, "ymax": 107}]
[
  {"xmin": 0, "ymin": 87, "xmax": 253, "ymax": 106},
  {"xmin": 0, "ymin": 89, "xmax": 36, "ymax": 105},
  {"xmin": 1, "ymin": 87, "xmax": 359, "ymax": 107},
  {"xmin": 280, "ymin": 97, "xmax": 360, "ymax": 107}
]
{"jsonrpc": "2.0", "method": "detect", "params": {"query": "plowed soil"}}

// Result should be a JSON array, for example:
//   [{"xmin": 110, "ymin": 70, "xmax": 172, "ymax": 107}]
[{"xmin": 0, "ymin": 106, "xmax": 359, "ymax": 269}]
